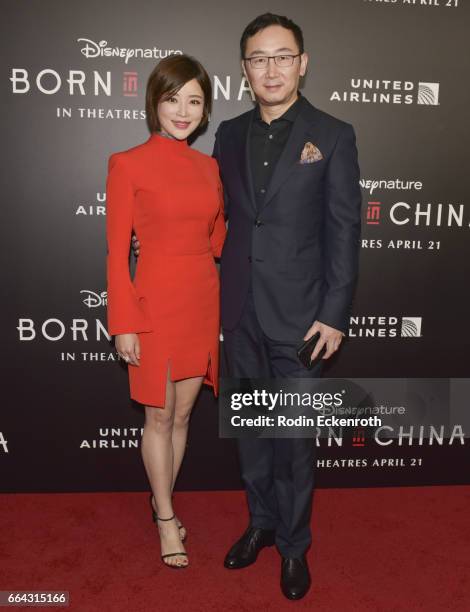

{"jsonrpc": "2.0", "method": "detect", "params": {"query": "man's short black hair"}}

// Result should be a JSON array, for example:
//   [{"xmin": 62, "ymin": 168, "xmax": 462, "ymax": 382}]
[{"xmin": 240, "ymin": 13, "xmax": 305, "ymax": 58}]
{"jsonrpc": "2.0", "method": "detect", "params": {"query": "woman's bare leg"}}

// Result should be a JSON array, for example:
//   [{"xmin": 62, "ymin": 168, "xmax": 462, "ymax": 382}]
[
  {"xmin": 170, "ymin": 376, "xmax": 204, "ymax": 541},
  {"xmin": 141, "ymin": 372, "xmax": 188, "ymax": 567},
  {"xmin": 171, "ymin": 375, "xmax": 204, "ymax": 490}
]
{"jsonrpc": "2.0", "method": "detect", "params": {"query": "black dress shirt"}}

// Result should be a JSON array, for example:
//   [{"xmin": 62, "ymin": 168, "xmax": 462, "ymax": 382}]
[{"xmin": 250, "ymin": 94, "xmax": 302, "ymax": 210}]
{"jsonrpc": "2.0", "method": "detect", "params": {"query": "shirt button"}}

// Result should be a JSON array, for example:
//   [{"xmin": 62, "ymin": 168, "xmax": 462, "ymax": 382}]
[
  {"xmin": 268, "ymin": 134, "xmax": 273, "ymax": 139},
  {"xmin": 260, "ymin": 188, "xmax": 266, "ymax": 194},
  {"xmin": 263, "ymin": 161, "xmax": 269, "ymax": 166}
]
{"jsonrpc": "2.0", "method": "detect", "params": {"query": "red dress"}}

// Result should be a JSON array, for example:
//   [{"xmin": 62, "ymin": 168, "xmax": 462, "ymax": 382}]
[{"xmin": 106, "ymin": 132, "xmax": 226, "ymax": 407}]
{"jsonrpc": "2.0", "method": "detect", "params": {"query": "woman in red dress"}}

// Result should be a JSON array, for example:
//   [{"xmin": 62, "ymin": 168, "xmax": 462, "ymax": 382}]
[{"xmin": 106, "ymin": 55, "xmax": 226, "ymax": 568}]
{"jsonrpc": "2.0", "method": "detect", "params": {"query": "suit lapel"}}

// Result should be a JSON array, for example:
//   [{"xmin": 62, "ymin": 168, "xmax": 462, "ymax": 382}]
[
  {"xmin": 261, "ymin": 100, "xmax": 321, "ymax": 211},
  {"xmin": 241, "ymin": 110, "xmax": 257, "ymax": 213},
  {"xmin": 230, "ymin": 109, "xmax": 257, "ymax": 213}
]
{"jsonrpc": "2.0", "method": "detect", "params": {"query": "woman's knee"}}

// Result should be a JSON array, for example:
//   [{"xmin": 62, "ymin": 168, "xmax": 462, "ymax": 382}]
[
  {"xmin": 145, "ymin": 407, "xmax": 174, "ymax": 433},
  {"xmin": 174, "ymin": 402, "xmax": 193, "ymax": 428}
]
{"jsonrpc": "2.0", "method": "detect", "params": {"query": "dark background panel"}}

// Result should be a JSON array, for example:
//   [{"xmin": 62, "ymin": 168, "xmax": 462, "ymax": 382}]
[{"xmin": 1, "ymin": 0, "xmax": 469, "ymax": 491}]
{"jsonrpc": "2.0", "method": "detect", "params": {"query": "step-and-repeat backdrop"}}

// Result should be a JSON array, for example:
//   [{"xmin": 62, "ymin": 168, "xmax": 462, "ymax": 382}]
[{"xmin": 2, "ymin": 0, "xmax": 469, "ymax": 492}]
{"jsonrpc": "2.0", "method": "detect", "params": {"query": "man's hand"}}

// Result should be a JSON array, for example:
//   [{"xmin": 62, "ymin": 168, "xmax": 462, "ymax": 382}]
[
  {"xmin": 115, "ymin": 333, "xmax": 140, "ymax": 366},
  {"xmin": 303, "ymin": 321, "xmax": 344, "ymax": 361},
  {"xmin": 131, "ymin": 234, "xmax": 140, "ymax": 257}
]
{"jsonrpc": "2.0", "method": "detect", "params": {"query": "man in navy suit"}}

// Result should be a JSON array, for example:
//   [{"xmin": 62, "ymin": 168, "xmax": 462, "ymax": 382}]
[{"xmin": 213, "ymin": 13, "xmax": 361, "ymax": 600}]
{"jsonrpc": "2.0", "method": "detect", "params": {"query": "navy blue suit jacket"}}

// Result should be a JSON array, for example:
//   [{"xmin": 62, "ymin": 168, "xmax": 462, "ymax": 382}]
[{"xmin": 212, "ymin": 95, "xmax": 361, "ymax": 341}]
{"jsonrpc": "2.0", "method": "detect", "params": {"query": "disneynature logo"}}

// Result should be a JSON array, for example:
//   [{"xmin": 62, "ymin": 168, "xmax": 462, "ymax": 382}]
[
  {"xmin": 77, "ymin": 38, "xmax": 183, "ymax": 64},
  {"xmin": 81, "ymin": 290, "xmax": 107, "ymax": 308},
  {"xmin": 360, "ymin": 178, "xmax": 423, "ymax": 195}
]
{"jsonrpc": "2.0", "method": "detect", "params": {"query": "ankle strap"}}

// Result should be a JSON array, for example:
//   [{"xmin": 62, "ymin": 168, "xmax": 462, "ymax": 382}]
[{"xmin": 157, "ymin": 514, "xmax": 175, "ymax": 522}]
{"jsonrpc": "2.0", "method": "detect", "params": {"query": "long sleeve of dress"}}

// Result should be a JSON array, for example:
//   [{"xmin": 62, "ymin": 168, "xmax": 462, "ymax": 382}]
[
  {"xmin": 209, "ymin": 159, "xmax": 227, "ymax": 258},
  {"xmin": 105, "ymin": 153, "xmax": 153, "ymax": 336}
]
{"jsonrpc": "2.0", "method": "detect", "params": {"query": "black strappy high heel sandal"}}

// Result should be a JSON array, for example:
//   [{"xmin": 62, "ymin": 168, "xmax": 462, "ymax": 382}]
[
  {"xmin": 155, "ymin": 514, "xmax": 188, "ymax": 569},
  {"xmin": 149, "ymin": 493, "xmax": 187, "ymax": 542}
]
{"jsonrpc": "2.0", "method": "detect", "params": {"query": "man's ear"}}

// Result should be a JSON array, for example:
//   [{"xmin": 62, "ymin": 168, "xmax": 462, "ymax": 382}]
[{"xmin": 300, "ymin": 52, "xmax": 309, "ymax": 77}]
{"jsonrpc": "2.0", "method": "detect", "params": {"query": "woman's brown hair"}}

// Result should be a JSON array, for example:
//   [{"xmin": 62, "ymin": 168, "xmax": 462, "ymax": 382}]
[{"xmin": 145, "ymin": 54, "xmax": 212, "ymax": 134}]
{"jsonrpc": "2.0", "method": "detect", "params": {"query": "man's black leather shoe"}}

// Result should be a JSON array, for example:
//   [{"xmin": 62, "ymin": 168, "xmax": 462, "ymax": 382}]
[
  {"xmin": 224, "ymin": 526, "xmax": 275, "ymax": 569},
  {"xmin": 280, "ymin": 555, "xmax": 311, "ymax": 600}
]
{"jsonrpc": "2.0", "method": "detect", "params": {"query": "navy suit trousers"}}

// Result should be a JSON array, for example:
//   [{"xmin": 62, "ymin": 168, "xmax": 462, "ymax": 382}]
[{"xmin": 223, "ymin": 281, "xmax": 322, "ymax": 558}]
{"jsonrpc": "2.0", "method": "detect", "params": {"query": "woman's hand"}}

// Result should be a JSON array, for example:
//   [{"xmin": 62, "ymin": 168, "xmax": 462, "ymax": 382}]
[
  {"xmin": 131, "ymin": 234, "xmax": 140, "ymax": 257},
  {"xmin": 115, "ymin": 333, "xmax": 140, "ymax": 366}
]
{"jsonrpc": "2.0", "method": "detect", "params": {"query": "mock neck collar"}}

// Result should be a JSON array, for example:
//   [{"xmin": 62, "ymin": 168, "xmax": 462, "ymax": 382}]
[{"xmin": 148, "ymin": 131, "xmax": 188, "ymax": 147}]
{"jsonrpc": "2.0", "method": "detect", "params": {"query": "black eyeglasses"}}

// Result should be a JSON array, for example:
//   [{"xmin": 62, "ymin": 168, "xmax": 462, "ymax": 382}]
[{"xmin": 243, "ymin": 54, "xmax": 302, "ymax": 69}]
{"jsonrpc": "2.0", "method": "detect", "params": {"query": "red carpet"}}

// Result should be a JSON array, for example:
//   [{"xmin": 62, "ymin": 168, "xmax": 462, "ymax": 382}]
[{"xmin": 1, "ymin": 487, "xmax": 469, "ymax": 611}]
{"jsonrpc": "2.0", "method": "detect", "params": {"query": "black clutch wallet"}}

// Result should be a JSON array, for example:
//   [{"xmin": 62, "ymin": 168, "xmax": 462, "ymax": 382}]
[{"xmin": 296, "ymin": 332, "xmax": 326, "ymax": 369}]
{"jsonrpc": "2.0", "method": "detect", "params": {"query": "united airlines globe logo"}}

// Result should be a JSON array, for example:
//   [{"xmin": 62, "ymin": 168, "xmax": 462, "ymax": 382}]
[
  {"xmin": 400, "ymin": 318, "xmax": 422, "ymax": 338},
  {"xmin": 417, "ymin": 82, "xmax": 440, "ymax": 105}
]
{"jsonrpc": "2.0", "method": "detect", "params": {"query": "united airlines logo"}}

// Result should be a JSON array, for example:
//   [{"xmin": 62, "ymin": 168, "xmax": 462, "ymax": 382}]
[
  {"xmin": 80, "ymin": 426, "xmax": 145, "ymax": 450},
  {"xmin": 417, "ymin": 82, "xmax": 439, "ymax": 105},
  {"xmin": 401, "ymin": 317, "xmax": 422, "ymax": 337},
  {"xmin": 81, "ymin": 290, "xmax": 107, "ymax": 308},
  {"xmin": 330, "ymin": 78, "xmax": 440, "ymax": 106},
  {"xmin": 349, "ymin": 315, "xmax": 423, "ymax": 338},
  {"xmin": 0, "ymin": 431, "xmax": 9, "ymax": 453}
]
